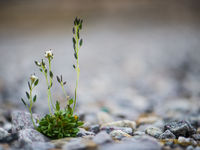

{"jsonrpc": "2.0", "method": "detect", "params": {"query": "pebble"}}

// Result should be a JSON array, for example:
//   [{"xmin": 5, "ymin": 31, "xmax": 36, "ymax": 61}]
[
  {"xmin": 90, "ymin": 124, "xmax": 100, "ymax": 134},
  {"xmin": 0, "ymin": 128, "xmax": 9, "ymax": 140},
  {"xmin": 100, "ymin": 135, "xmax": 161, "ymax": 150},
  {"xmin": 97, "ymin": 111, "xmax": 113, "ymax": 124},
  {"xmin": 11, "ymin": 111, "xmax": 40, "ymax": 133},
  {"xmin": 101, "ymin": 120, "xmax": 136, "ymax": 130},
  {"xmin": 18, "ymin": 129, "xmax": 47, "ymax": 143},
  {"xmin": 159, "ymin": 130, "xmax": 176, "ymax": 139},
  {"xmin": 186, "ymin": 145, "xmax": 194, "ymax": 150},
  {"xmin": 164, "ymin": 121, "xmax": 196, "ymax": 137},
  {"xmin": 136, "ymin": 114, "xmax": 161, "ymax": 126},
  {"xmin": 178, "ymin": 136, "xmax": 197, "ymax": 146},
  {"xmin": 62, "ymin": 138, "xmax": 97, "ymax": 150},
  {"xmin": 0, "ymin": 133, "xmax": 18, "ymax": 143},
  {"xmin": 133, "ymin": 131, "xmax": 146, "ymax": 136},
  {"xmin": 110, "ymin": 130, "xmax": 131, "ymax": 140},
  {"xmin": 93, "ymin": 131, "xmax": 112, "ymax": 144},
  {"xmin": 191, "ymin": 134, "xmax": 200, "ymax": 141},
  {"xmin": 145, "ymin": 127, "xmax": 162, "ymax": 138},
  {"xmin": 101, "ymin": 126, "xmax": 133, "ymax": 135},
  {"xmin": 77, "ymin": 128, "xmax": 95, "ymax": 137}
]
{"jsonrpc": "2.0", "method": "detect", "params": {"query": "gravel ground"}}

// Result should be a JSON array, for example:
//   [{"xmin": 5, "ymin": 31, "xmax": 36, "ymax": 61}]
[{"xmin": 0, "ymin": 1, "xmax": 200, "ymax": 149}]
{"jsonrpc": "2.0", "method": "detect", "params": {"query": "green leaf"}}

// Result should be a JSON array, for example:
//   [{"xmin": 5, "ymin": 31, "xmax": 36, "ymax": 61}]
[
  {"xmin": 34, "ymin": 79, "xmax": 39, "ymax": 86},
  {"xmin": 56, "ymin": 76, "xmax": 60, "ymax": 83},
  {"xmin": 21, "ymin": 98, "xmax": 26, "ymax": 106},
  {"xmin": 28, "ymin": 81, "xmax": 31, "ymax": 90},
  {"xmin": 56, "ymin": 101, "xmax": 60, "ymax": 111},
  {"xmin": 79, "ymin": 39, "xmax": 83, "ymax": 46},
  {"xmin": 73, "ymin": 64, "xmax": 76, "ymax": 69},
  {"xmin": 26, "ymin": 92, "xmax": 30, "ymax": 99},
  {"xmin": 33, "ymin": 95, "xmax": 37, "ymax": 102},
  {"xmin": 49, "ymin": 71, "xmax": 53, "ymax": 78},
  {"xmin": 72, "ymin": 37, "xmax": 76, "ymax": 45},
  {"xmin": 68, "ymin": 99, "xmax": 73, "ymax": 105}
]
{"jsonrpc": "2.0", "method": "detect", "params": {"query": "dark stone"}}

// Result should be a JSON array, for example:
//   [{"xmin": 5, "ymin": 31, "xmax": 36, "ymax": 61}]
[
  {"xmin": 192, "ymin": 134, "xmax": 200, "ymax": 141},
  {"xmin": 164, "ymin": 121, "xmax": 196, "ymax": 137},
  {"xmin": 90, "ymin": 124, "xmax": 100, "ymax": 134},
  {"xmin": 159, "ymin": 130, "xmax": 176, "ymax": 139},
  {"xmin": 0, "ymin": 133, "xmax": 18, "ymax": 144}
]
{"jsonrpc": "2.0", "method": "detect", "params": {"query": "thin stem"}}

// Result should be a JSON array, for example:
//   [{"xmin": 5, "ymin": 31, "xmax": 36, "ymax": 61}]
[
  {"xmin": 61, "ymin": 82, "xmax": 68, "ymax": 100},
  {"xmin": 44, "ymin": 73, "xmax": 52, "ymax": 115},
  {"xmin": 73, "ymin": 25, "xmax": 80, "ymax": 112},
  {"xmin": 48, "ymin": 58, "xmax": 56, "ymax": 111},
  {"xmin": 29, "ymin": 83, "xmax": 37, "ymax": 128}
]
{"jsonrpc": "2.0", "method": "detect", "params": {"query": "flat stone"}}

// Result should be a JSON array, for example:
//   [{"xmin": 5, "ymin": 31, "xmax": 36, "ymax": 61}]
[
  {"xmin": 101, "ymin": 120, "xmax": 136, "ymax": 130},
  {"xmin": 62, "ymin": 138, "xmax": 97, "ymax": 150},
  {"xmin": 93, "ymin": 131, "xmax": 112, "ymax": 145},
  {"xmin": 11, "ymin": 111, "xmax": 40, "ymax": 133},
  {"xmin": 99, "ymin": 135, "xmax": 161, "ymax": 150},
  {"xmin": 159, "ymin": 130, "xmax": 176, "ymax": 139},
  {"xmin": 18, "ymin": 129, "xmax": 47, "ymax": 143},
  {"xmin": 164, "ymin": 121, "xmax": 196, "ymax": 137},
  {"xmin": 178, "ymin": 136, "xmax": 197, "ymax": 146},
  {"xmin": 145, "ymin": 127, "xmax": 162, "ymax": 138},
  {"xmin": 136, "ymin": 114, "xmax": 161, "ymax": 126},
  {"xmin": 110, "ymin": 130, "xmax": 131, "ymax": 140},
  {"xmin": 0, "ymin": 128, "xmax": 9, "ymax": 140}
]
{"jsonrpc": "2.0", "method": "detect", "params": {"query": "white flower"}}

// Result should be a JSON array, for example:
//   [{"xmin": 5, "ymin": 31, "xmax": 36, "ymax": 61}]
[
  {"xmin": 45, "ymin": 50, "xmax": 53, "ymax": 59},
  {"xmin": 30, "ymin": 74, "xmax": 38, "ymax": 83}
]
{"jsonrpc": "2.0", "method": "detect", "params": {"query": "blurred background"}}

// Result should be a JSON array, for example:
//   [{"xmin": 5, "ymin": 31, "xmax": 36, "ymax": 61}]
[{"xmin": 0, "ymin": 0, "xmax": 200, "ymax": 120}]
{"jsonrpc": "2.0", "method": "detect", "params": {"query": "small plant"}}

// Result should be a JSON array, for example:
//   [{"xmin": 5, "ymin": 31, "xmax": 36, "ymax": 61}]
[{"xmin": 21, "ymin": 17, "xmax": 84, "ymax": 139}]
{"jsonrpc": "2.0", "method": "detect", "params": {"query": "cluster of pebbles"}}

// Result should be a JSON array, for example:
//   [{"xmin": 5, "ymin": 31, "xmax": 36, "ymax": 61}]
[{"xmin": 0, "ymin": 101, "xmax": 200, "ymax": 150}]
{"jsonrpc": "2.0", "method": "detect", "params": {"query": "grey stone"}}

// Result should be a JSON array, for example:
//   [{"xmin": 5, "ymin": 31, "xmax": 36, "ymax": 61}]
[
  {"xmin": 194, "ymin": 147, "xmax": 200, "ymax": 150},
  {"xmin": 159, "ymin": 130, "xmax": 176, "ymax": 139},
  {"xmin": 99, "ymin": 135, "xmax": 161, "ymax": 150},
  {"xmin": 90, "ymin": 124, "xmax": 100, "ymax": 134},
  {"xmin": 62, "ymin": 138, "xmax": 97, "ymax": 150},
  {"xmin": 110, "ymin": 130, "xmax": 131, "ymax": 140},
  {"xmin": 164, "ymin": 120, "xmax": 196, "ymax": 137},
  {"xmin": 77, "ymin": 128, "xmax": 95, "ymax": 137},
  {"xmin": 18, "ymin": 129, "xmax": 47, "ymax": 143},
  {"xmin": 145, "ymin": 127, "xmax": 162, "ymax": 138},
  {"xmin": 133, "ymin": 131, "xmax": 145, "ymax": 136},
  {"xmin": 192, "ymin": 134, "xmax": 200, "ymax": 141},
  {"xmin": 186, "ymin": 145, "xmax": 194, "ymax": 150},
  {"xmin": 0, "ymin": 127, "xmax": 9, "ymax": 139},
  {"xmin": 101, "ymin": 120, "xmax": 136, "ymax": 130},
  {"xmin": 178, "ymin": 136, "xmax": 197, "ymax": 146},
  {"xmin": 101, "ymin": 126, "xmax": 133, "ymax": 135},
  {"xmin": 11, "ymin": 111, "xmax": 40, "ymax": 133},
  {"xmin": 93, "ymin": 131, "xmax": 112, "ymax": 145}
]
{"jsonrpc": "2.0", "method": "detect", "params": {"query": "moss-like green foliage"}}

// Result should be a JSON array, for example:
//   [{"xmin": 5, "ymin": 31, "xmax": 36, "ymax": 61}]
[{"xmin": 37, "ymin": 101, "xmax": 83, "ymax": 139}]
